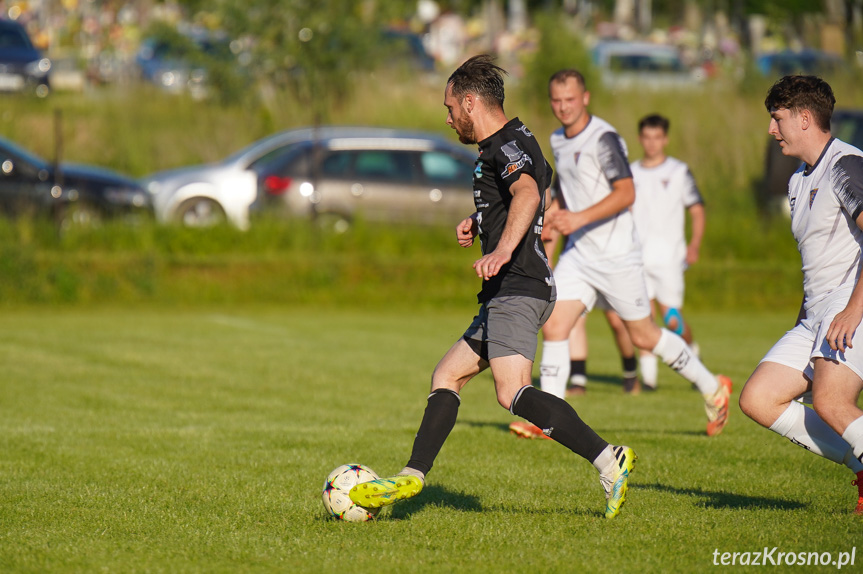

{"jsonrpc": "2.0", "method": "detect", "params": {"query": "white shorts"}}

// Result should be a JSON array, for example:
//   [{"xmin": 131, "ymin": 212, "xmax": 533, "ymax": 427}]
[
  {"xmin": 760, "ymin": 290, "xmax": 863, "ymax": 381},
  {"xmin": 643, "ymin": 263, "xmax": 685, "ymax": 309},
  {"xmin": 553, "ymin": 250, "xmax": 651, "ymax": 321}
]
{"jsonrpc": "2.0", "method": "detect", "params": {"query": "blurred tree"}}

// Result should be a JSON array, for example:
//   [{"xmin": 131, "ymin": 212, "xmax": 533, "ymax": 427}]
[
  {"xmin": 519, "ymin": 9, "xmax": 599, "ymax": 112},
  {"xmin": 211, "ymin": 0, "xmax": 417, "ymax": 118}
]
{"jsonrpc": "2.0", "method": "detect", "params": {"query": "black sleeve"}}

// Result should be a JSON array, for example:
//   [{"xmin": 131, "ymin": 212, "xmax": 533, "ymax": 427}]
[
  {"xmin": 597, "ymin": 131, "xmax": 633, "ymax": 184},
  {"xmin": 833, "ymin": 155, "xmax": 863, "ymax": 221}
]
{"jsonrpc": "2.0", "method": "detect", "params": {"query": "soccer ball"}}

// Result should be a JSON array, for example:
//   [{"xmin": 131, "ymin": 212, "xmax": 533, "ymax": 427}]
[{"xmin": 322, "ymin": 463, "xmax": 381, "ymax": 522}]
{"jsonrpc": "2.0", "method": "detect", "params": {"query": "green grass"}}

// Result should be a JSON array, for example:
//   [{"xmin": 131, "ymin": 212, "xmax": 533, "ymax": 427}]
[{"xmin": 0, "ymin": 306, "xmax": 860, "ymax": 572}]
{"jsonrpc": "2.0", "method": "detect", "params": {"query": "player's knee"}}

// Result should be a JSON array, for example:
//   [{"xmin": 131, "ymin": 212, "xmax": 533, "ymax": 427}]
[
  {"xmin": 811, "ymin": 395, "xmax": 840, "ymax": 429},
  {"xmin": 495, "ymin": 389, "xmax": 513, "ymax": 410}
]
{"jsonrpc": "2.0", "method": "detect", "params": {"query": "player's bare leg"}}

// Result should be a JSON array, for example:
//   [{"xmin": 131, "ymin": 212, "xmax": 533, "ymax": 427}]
[
  {"xmin": 625, "ymin": 316, "xmax": 731, "ymax": 435},
  {"xmin": 604, "ymin": 309, "xmax": 641, "ymax": 394},
  {"xmin": 566, "ymin": 314, "xmax": 588, "ymax": 396},
  {"xmin": 540, "ymin": 300, "xmax": 588, "ymax": 399},
  {"xmin": 741, "ymin": 360, "xmax": 863, "ymax": 512}
]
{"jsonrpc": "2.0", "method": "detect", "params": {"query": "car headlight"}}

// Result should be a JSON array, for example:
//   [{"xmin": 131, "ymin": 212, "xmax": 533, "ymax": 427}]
[
  {"xmin": 25, "ymin": 58, "xmax": 51, "ymax": 77},
  {"xmin": 105, "ymin": 187, "xmax": 149, "ymax": 207}
]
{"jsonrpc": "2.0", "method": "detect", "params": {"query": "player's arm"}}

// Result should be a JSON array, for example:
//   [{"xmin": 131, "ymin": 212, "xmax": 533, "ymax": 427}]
[
  {"xmin": 456, "ymin": 212, "xmax": 479, "ymax": 248},
  {"xmin": 825, "ymin": 155, "xmax": 863, "ymax": 352},
  {"xmin": 686, "ymin": 203, "xmax": 706, "ymax": 265},
  {"xmin": 548, "ymin": 177, "xmax": 634, "ymax": 236},
  {"xmin": 473, "ymin": 173, "xmax": 539, "ymax": 280},
  {"xmin": 547, "ymin": 131, "xmax": 633, "ymax": 236}
]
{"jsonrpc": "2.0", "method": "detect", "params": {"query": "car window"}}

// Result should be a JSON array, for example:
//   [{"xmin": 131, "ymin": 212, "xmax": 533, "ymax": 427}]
[
  {"xmin": 421, "ymin": 151, "xmax": 472, "ymax": 186},
  {"xmin": 321, "ymin": 151, "xmax": 353, "ymax": 177},
  {"xmin": 248, "ymin": 143, "xmax": 310, "ymax": 177},
  {"xmin": 353, "ymin": 150, "xmax": 414, "ymax": 182},
  {"xmin": 0, "ymin": 27, "xmax": 31, "ymax": 49}
]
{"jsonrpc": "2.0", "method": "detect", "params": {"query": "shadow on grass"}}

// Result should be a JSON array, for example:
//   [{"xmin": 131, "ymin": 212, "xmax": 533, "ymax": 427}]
[
  {"xmin": 635, "ymin": 482, "xmax": 806, "ymax": 511},
  {"xmin": 458, "ymin": 419, "xmax": 511, "ymax": 433},
  {"xmin": 389, "ymin": 485, "xmax": 483, "ymax": 519}
]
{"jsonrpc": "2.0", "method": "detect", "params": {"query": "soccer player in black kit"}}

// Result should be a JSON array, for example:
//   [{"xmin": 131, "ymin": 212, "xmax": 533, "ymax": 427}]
[{"xmin": 349, "ymin": 55, "xmax": 636, "ymax": 519}]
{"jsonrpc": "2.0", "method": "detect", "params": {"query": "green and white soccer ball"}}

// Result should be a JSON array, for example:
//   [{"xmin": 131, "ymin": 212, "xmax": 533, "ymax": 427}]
[{"xmin": 322, "ymin": 463, "xmax": 381, "ymax": 522}]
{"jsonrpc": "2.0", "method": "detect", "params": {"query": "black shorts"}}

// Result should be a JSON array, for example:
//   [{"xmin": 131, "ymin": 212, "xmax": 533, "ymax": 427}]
[{"xmin": 463, "ymin": 295, "xmax": 554, "ymax": 362}]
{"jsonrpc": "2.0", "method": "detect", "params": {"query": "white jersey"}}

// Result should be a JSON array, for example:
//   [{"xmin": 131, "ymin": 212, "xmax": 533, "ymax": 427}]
[
  {"xmin": 550, "ymin": 115, "xmax": 638, "ymax": 268},
  {"xmin": 631, "ymin": 157, "xmax": 703, "ymax": 268},
  {"xmin": 789, "ymin": 137, "xmax": 863, "ymax": 311}
]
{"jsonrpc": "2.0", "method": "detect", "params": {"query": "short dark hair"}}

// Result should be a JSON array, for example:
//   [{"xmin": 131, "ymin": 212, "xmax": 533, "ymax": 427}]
[
  {"xmin": 639, "ymin": 114, "xmax": 669, "ymax": 134},
  {"xmin": 447, "ymin": 54, "xmax": 507, "ymax": 109},
  {"xmin": 548, "ymin": 69, "xmax": 587, "ymax": 94},
  {"xmin": 764, "ymin": 75, "xmax": 835, "ymax": 131}
]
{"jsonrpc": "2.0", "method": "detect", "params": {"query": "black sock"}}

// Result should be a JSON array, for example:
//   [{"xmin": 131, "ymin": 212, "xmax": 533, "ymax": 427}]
[
  {"xmin": 622, "ymin": 356, "xmax": 637, "ymax": 378},
  {"xmin": 405, "ymin": 389, "xmax": 460, "ymax": 476},
  {"xmin": 570, "ymin": 359, "xmax": 586, "ymax": 380},
  {"xmin": 511, "ymin": 386, "xmax": 608, "ymax": 462}
]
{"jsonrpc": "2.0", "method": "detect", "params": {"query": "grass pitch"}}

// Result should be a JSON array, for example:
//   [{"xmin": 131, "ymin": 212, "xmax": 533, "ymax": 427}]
[{"xmin": 0, "ymin": 306, "xmax": 860, "ymax": 573}]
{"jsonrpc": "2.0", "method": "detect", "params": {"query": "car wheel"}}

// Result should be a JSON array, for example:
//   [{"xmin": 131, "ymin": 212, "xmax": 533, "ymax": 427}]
[{"xmin": 176, "ymin": 197, "xmax": 227, "ymax": 228}]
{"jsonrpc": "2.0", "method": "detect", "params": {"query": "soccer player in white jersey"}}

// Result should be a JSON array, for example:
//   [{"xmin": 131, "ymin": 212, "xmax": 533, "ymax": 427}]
[
  {"xmin": 537, "ymin": 68, "xmax": 731, "ymax": 437},
  {"xmin": 739, "ymin": 75, "xmax": 863, "ymax": 514},
  {"xmin": 630, "ymin": 114, "xmax": 706, "ymax": 390}
]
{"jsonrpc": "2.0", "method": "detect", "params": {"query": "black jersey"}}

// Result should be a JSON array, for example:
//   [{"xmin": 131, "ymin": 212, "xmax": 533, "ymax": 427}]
[{"xmin": 473, "ymin": 117, "xmax": 555, "ymax": 303}]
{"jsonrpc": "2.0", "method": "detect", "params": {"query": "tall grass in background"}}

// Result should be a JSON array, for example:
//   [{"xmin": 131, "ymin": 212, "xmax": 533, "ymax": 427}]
[{"xmin": 1, "ymin": 52, "xmax": 862, "ymax": 311}]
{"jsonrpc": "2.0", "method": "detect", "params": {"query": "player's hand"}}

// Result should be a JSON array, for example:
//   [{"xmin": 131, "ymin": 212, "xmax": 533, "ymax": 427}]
[
  {"xmin": 456, "ymin": 215, "xmax": 478, "ymax": 248},
  {"xmin": 825, "ymin": 305, "xmax": 863, "ymax": 352},
  {"xmin": 548, "ymin": 210, "xmax": 586, "ymax": 236},
  {"xmin": 473, "ymin": 249, "xmax": 511, "ymax": 280},
  {"xmin": 686, "ymin": 244, "xmax": 700, "ymax": 265},
  {"xmin": 541, "ymin": 224, "xmax": 559, "ymax": 243}
]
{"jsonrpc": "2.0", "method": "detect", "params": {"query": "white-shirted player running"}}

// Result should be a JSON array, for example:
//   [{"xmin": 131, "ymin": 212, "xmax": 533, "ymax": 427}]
[
  {"xmin": 630, "ymin": 113, "xmax": 706, "ymax": 390},
  {"xmin": 538, "ymin": 69, "xmax": 731, "ymax": 437},
  {"xmin": 739, "ymin": 75, "xmax": 863, "ymax": 514}
]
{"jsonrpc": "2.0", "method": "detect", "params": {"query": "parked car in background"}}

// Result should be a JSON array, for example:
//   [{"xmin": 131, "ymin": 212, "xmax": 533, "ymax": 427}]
[
  {"xmin": 0, "ymin": 18, "xmax": 50, "ymax": 97},
  {"xmin": 756, "ymin": 49, "xmax": 843, "ymax": 77},
  {"xmin": 592, "ymin": 41, "xmax": 702, "ymax": 90},
  {"xmin": 0, "ymin": 136, "xmax": 151, "ymax": 228},
  {"xmin": 760, "ymin": 109, "xmax": 863, "ymax": 214},
  {"xmin": 253, "ymin": 127, "xmax": 477, "ymax": 228},
  {"xmin": 143, "ymin": 127, "xmax": 477, "ymax": 230}
]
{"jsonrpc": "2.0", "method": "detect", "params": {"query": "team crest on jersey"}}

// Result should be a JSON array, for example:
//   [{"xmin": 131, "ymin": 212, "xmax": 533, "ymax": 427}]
[
  {"xmin": 500, "ymin": 140, "xmax": 533, "ymax": 179},
  {"xmin": 474, "ymin": 161, "xmax": 483, "ymax": 179},
  {"xmin": 662, "ymin": 179, "xmax": 670, "ymax": 189},
  {"xmin": 809, "ymin": 188, "xmax": 819, "ymax": 207},
  {"xmin": 516, "ymin": 125, "xmax": 533, "ymax": 138}
]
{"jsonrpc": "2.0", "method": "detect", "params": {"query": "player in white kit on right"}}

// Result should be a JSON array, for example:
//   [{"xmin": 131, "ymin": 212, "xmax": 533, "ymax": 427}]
[
  {"xmin": 739, "ymin": 75, "xmax": 863, "ymax": 514},
  {"xmin": 630, "ymin": 114, "xmax": 706, "ymax": 390}
]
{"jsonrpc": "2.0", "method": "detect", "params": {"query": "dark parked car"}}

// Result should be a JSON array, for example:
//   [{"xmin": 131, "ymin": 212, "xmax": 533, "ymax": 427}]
[
  {"xmin": 0, "ymin": 136, "xmax": 151, "ymax": 228},
  {"xmin": 761, "ymin": 109, "xmax": 863, "ymax": 214},
  {"xmin": 0, "ymin": 18, "xmax": 50, "ymax": 97}
]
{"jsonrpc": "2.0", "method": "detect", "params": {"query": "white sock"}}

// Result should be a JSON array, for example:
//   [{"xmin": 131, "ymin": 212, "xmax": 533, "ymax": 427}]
[
  {"xmin": 640, "ymin": 353, "xmax": 658, "ymax": 388},
  {"xmin": 652, "ymin": 328, "xmax": 718, "ymax": 395},
  {"xmin": 569, "ymin": 373, "xmax": 587, "ymax": 387},
  {"xmin": 398, "ymin": 467, "xmax": 426, "ymax": 484},
  {"xmin": 540, "ymin": 340, "xmax": 570, "ymax": 399},
  {"xmin": 770, "ymin": 402, "xmax": 863, "ymax": 472},
  {"xmin": 841, "ymin": 415, "xmax": 863, "ymax": 471},
  {"xmin": 591, "ymin": 444, "xmax": 616, "ymax": 474}
]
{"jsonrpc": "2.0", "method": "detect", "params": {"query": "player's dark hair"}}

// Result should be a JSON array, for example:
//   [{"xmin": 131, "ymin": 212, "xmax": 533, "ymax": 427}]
[
  {"xmin": 548, "ymin": 69, "xmax": 587, "ymax": 94},
  {"xmin": 447, "ymin": 54, "xmax": 507, "ymax": 110},
  {"xmin": 639, "ymin": 114, "xmax": 670, "ymax": 134},
  {"xmin": 764, "ymin": 75, "xmax": 835, "ymax": 131}
]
